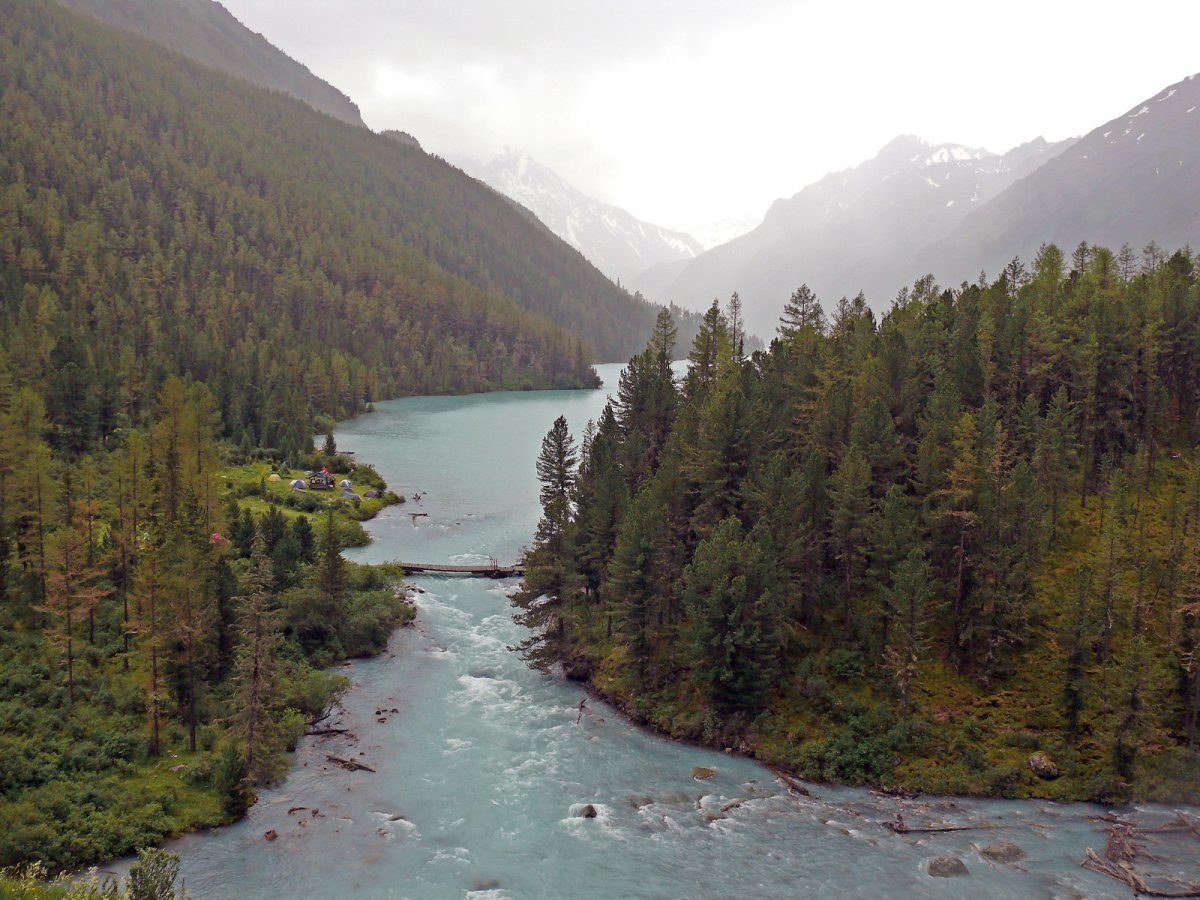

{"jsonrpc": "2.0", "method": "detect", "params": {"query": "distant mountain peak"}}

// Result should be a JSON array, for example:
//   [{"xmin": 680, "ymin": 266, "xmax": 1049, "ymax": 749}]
[{"xmin": 461, "ymin": 149, "xmax": 703, "ymax": 288}]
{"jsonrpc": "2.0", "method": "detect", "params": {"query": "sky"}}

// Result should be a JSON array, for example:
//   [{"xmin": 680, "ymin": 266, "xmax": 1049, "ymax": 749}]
[{"xmin": 219, "ymin": 0, "xmax": 1200, "ymax": 242}]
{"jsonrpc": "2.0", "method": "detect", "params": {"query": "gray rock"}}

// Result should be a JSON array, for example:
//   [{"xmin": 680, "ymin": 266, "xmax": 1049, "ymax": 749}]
[
  {"xmin": 1028, "ymin": 752, "xmax": 1059, "ymax": 779},
  {"xmin": 980, "ymin": 841, "xmax": 1026, "ymax": 863},
  {"xmin": 928, "ymin": 855, "xmax": 969, "ymax": 877}
]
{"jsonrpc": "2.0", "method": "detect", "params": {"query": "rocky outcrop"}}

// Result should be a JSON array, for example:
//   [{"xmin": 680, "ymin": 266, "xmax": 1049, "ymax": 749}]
[{"xmin": 1028, "ymin": 752, "xmax": 1059, "ymax": 780}]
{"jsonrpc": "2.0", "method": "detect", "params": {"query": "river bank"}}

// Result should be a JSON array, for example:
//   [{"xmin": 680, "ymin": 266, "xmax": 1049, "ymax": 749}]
[{"xmin": 153, "ymin": 368, "xmax": 1199, "ymax": 898}]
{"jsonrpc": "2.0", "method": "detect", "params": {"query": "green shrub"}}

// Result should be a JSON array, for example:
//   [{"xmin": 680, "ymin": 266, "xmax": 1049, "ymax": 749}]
[{"xmin": 827, "ymin": 649, "xmax": 864, "ymax": 682}]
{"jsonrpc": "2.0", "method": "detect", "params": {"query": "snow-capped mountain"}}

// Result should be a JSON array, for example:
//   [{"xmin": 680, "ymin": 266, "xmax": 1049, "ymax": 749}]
[
  {"xmin": 464, "ymin": 149, "xmax": 703, "ymax": 288},
  {"xmin": 658, "ymin": 134, "xmax": 1072, "ymax": 339},
  {"xmin": 910, "ymin": 72, "xmax": 1200, "ymax": 289}
]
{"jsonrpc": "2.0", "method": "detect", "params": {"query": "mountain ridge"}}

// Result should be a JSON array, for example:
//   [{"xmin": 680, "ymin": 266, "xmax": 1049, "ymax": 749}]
[
  {"xmin": 56, "ymin": 0, "xmax": 366, "ymax": 127},
  {"xmin": 656, "ymin": 132, "xmax": 1072, "ymax": 337}
]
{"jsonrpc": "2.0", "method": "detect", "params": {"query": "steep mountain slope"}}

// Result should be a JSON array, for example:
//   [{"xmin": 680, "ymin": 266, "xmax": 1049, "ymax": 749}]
[
  {"xmin": 660, "ymin": 135, "xmax": 1069, "ymax": 338},
  {"xmin": 464, "ymin": 149, "xmax": 703, "ymax": 288},
  {"xmin": 56, "ymin": 0, "xmax": 366, "ymax": 127},
  {"xmin": 912, "ymin": 72, "xmax": 1200, "ymax": 287},
  {"xmin": 0, "ymin": 1, "xmax": 694, "ymax": 459}
]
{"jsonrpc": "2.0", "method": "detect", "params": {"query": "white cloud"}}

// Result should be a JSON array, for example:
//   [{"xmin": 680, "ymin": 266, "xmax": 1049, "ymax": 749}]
[{"xmin": 221, "ymin": 0, "xmax": 1200, "ymax": 238}]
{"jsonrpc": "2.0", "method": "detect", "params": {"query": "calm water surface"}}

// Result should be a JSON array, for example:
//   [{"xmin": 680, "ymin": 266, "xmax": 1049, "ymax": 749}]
[{"xmin": 171, "ymin": 364, "xmax": 1196, "ymax": 899}]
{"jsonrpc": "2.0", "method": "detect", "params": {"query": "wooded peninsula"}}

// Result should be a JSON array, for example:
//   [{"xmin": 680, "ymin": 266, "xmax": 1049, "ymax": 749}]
[{"xmin": 517, "ymin": 247, "xmax": 1200, "ymax": 805}]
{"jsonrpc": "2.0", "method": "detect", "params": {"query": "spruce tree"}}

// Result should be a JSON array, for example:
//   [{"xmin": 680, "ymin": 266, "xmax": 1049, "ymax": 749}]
[{"xmin": 512, "ymin": 417, "xmax": 579, "ymax": 670}]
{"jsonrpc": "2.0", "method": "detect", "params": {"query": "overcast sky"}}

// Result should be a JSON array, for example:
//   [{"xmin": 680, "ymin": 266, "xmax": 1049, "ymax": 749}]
[{"xmin": 220, "ymin": 0, "xmax": 1200, "ymax": 240}]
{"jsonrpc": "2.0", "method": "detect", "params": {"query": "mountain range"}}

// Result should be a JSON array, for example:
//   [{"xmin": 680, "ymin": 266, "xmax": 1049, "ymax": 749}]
[
  {"xmin": 640, "ymin": 134, "xmax": 1072, "ymax": 338},
  {"xmin": 647, "ymin": 71, "xmax": 1200, "ymax": 340},
  {"xmin": 461, "ymin": 149, "xmax": 704, "ymax": 289}
]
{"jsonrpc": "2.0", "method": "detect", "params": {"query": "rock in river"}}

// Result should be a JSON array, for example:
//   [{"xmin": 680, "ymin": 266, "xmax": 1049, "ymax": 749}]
[
  {"xmin": 980, "ymin": 841, "xmax": 1026, "ymax": 863},
  {"xmin": 928, "ymin": 856, "xmax": 969, "ymax": 877}
]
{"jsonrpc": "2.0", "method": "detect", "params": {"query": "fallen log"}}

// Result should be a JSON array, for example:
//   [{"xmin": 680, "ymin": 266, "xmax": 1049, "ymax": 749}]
[
  {"xmin": 1105, "ymin": 823, "xmax": 1138, "ymax": 864},
  {"xmin": 306, "ymin": 728, "xmax": 352, "ymax": 737},
  {"xmin": 774, "ymin": 772, "xmax": 810, "ymax": 796},
  {"xmin": 1082, "ymin": 848, "xmax": 1200, "ymax": 898},
  {"xmin": 327, "ymin": 754, "xmax": 376, "ymax": 773},
  {"xmin": 886, "ymin": 821, "xmax": 996, "ymax": 835}
]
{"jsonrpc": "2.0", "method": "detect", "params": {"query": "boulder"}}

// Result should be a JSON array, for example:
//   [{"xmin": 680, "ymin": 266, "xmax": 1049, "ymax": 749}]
[
  {"xmin": 581, "ymin": 804, "xmax": 598, "ymax": 819},
  {"xmin": 1028, "ymin": 752, "xmax": 1059, "ymax": 780},
  {"xmin": 928, "ymin": 855, "xmax": 969, "ymax": 877},
  {"xmin": 263, "ymin": 830, "xmax": 278, "ymax": 842},
  {"xmin": 980, "ymin": 842, "xmax": 1026, "ymax": 863},
  {"xmin": 691, "ymin": 766, "xmax": 717, "ymax": 781}
]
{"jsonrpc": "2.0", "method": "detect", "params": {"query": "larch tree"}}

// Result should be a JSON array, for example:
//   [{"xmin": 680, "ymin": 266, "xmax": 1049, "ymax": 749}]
[{"xmin": 230, "ymin": 532, "xmax": 285, "ymax": 785}]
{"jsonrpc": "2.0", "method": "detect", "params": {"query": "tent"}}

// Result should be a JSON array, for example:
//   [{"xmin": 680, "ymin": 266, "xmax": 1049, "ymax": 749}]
[
  {"xmin": 290, "ymin": 479, "xmax": 306, "ymax": 491},
  {"xmin": 339, "ymin": 479, "xmax": 353, "ymax": 489},
  {"xmin": 267, "ymin": 473, "xmax": 281, "ymax": 483}
]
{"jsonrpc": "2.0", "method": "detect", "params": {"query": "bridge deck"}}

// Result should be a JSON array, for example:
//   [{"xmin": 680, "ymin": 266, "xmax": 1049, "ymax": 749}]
[{"xmin": 400, "ymin": 562, "xmax": 525, "ymax": 577}]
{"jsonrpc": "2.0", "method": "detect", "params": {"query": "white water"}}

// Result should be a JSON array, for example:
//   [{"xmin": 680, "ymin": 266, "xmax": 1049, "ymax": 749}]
[{"xmin": 168, "ymin": 364, "xmax": 1196, "ymax": 898}]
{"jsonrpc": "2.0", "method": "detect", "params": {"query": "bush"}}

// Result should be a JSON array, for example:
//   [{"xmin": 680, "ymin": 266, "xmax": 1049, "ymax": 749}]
[
  {"xmin": 827, "ymin": 649, "xmax": 864, "ymax": 682},
  {"xmin": 210, "ymin": 745, "xmax": 251, "ymax": 818},
  {"xmin": 793, "ymin": 713, "xmax": 898, "ymax": 784},
  {"xmin": 127, "ymin": 847, "xmax": 186, "ymax": 900}
]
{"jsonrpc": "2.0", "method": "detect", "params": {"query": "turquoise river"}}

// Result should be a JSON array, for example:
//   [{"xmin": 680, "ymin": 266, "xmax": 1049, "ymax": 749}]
[{"xmin": 168, "ymin": 364, "xmax": 1197, "ymax": 899}]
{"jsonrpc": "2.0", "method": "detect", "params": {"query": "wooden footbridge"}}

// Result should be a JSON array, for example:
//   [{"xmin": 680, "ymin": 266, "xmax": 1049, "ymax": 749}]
[{"xmin": 400, "ymin": 561, "xmax": 525, "ymax": 578}]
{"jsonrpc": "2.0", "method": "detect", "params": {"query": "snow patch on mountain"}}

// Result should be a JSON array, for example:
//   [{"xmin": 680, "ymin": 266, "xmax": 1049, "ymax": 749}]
[{"xmin": 460, "ymin": 148, "xmax": 702, "ymax": 287}]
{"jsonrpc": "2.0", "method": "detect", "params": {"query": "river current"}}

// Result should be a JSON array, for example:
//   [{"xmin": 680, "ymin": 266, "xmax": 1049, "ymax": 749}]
[{"xmin": 170, "ymin": 363, "xmax": 1196, "ymax": 899}]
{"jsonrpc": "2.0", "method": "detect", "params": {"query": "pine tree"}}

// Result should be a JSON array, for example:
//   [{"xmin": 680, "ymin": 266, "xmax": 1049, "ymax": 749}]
[
  {"xmin": 828, "ymin": 445, "xmax": 872, "ymax": 638},
  {"xmin": 165, "ymin": 492, "xmax": 220, "ymax": 752},
  {"xmin": 681, "ymin": 517, "xmax": 779, "ymax": 713},
  {"xmin": 43, "ymin": 523, "xmax": 107, "ymax": 702},
  {"xmin": 778, "ymin": 284, "xmax": 826, "ymax": 341},
  {"xmin": 884, "ymin": 550, "xmax": 934, "ymax": 718},
  {"xmin": 135, "ymin": 542, "xmax": 168, "ymax": 757},
  {"xmin": 316, "ymin": 509, "xmax": 347, "ymax": 607},
  {"xmin": 683, "ymin": 300, "xmax": 729, "ymax": 403},
  {"xmin": 230, "ymin": 532, "xmax": 284, "ymax": 785},
  {"xmin": 932, "ymin": 412, "xmax": 981, "ymax": 662},
  {"xmin": 1035, "ymin": 386, "xmax": 1079, "ymax": 542},
  {"xmin": 534, "ymin": 416, "xmax": 578, "ymax": 507},
  {"xmin": 1061, "ymin": 565, "xmax": 1094, "ymax": 740}
]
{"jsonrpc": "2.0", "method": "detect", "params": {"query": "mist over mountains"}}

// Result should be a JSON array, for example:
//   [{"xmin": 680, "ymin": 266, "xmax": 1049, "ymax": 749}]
[
  {"xmin": 57, "ymin": 0, "xmax": 366, "ymax": 127},
  {"xmin": 637, "ymin": 133, "xmax": 1071, "ymax": 337},
  {"xmin": 53, "ymin": 0, "xmax": 1200, "ymax": 351},
  {"xmin": 461, "ymin": 149, "xmax": 704, "ymax": 289},
  {"xmin": 907, "ymin": 73, "xmax": 1200, "ymax": 292}
]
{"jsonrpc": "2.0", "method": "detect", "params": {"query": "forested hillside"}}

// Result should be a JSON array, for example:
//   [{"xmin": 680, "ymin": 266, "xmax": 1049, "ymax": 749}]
[
  {"xmin": 0, "ymin": 0, "xmax": 687, "ymax": 873},
  {"xmin": 0, "ymin": 2, "xmax": 678, "ymax": 462},
  {"xmin": 518, "ymin": 243, "xmax": 1200, "ymax": 802}
]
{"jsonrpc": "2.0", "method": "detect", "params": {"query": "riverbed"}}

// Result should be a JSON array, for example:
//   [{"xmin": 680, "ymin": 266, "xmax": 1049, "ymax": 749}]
[{"xmin": 169, "ymin": 363, "xmax": 1197, "ymax": 899}]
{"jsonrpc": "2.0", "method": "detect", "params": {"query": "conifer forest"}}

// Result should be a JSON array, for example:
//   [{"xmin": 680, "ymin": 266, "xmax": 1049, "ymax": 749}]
[
  {"xmin": 517, "ymin": 247, "xmax": 1200, "ymax": 803},
  {"xmin": 1, "ymin": 0, "xmax": 1199, "ymax": 891}
]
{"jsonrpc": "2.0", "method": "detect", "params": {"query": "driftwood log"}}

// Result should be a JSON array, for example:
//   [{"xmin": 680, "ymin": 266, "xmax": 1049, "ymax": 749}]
[
  {"xmin": 1082, "ymin": 848, "xmax": 1200, "ymax": 898},
  {"xmin": 1080, "ymin": 815, "xmax": 1200, "ymax": 898},
  {"xmin": 326, "ymin": 754, "xmax": 376, "ymax": 773}
]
